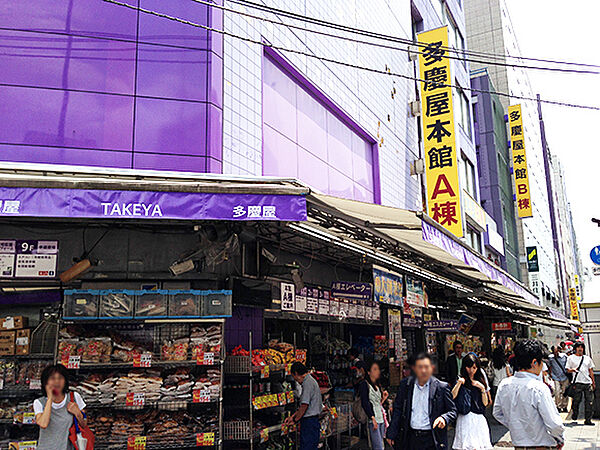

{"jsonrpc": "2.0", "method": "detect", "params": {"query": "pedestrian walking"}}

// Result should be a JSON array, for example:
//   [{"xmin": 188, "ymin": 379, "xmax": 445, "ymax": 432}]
[
  {"xmin": 490, "ymin": 347, "xmax": 511, "ymax": 399},
  {"xmin": 386, "ymin": 353, "xmax": 457, "ymax": 450},
  {"xmin": 348, "ymin": 348, "xmax": 366, "ymax": 392},
  {"xmin": 566, "ymin": 342, "xmax": 596, "ymax": 425},
  {"xmin": 446, "ymin": 340, "xmax": 465, "ymax": 386},
  {"xmin": 284, "ymin": 362, "xmax": 323, "ymax": 450},
  {"xmin": 451, "ymin": 354, "xmax": 493, "ymax": 450},
  {"xmin": 493, "ymin": 339, "xmax": 565, "ymax": 449},
  {"xmin": 547, "ymin": 346, "xmax": 569, "ymax": 412},
  {"xmin": 358, "ymin": 361, "xmax": 389, "ymax": 450}
]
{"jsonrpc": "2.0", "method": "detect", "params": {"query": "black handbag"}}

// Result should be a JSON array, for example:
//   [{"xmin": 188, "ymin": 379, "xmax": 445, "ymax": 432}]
[{"xmin": 565, "ymin": 356, "xmax": 584, "ymax": 398}]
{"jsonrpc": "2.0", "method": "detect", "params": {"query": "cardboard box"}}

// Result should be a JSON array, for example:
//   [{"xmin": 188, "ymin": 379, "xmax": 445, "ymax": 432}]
[
  {"xmin": 15, "ymin": 329, "xmax": 30, "ymax": 355},
  {"xmin": 0, "ymin": 331, "xmax": 15, "ymax": 356},
  {"xmin": 0, "ymin": 316, "xmax": 28, "ymax": 330}
]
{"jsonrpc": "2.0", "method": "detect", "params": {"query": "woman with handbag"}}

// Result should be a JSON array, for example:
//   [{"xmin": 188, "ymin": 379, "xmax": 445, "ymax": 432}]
[
  {"xmin": 357, "ymin": 361, "xmax": 389, "ymax": 450},
  {"xmin": 33, "ymin": 364, "xmax": 90, "ymax": 450}
]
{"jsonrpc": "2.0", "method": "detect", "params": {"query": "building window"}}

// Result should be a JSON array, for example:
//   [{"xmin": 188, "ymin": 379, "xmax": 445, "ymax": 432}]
[
  {"xmin": 443, "ymin": 7, "xmax": 466, "ymax": 63},
  {"xmin": 460, "ymin": 153, "xmax": 477, "ymax": 198},
  {"xmin": 455, "ymin": 85, "xmax": 471, "ymax": 137},
  {"xmin": 466, "ymin": 226, "xmax": 482, "ymax": 253}
]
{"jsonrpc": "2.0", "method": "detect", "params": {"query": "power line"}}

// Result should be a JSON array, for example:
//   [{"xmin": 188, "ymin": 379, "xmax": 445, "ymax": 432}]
[
  {"xmin": 229, "ymin": 0, "xmax": 600, "ymax": 72},
  {"xmin": 187, "ymin": 0, "xmax": 600, "ymax": 75},
  {"xmin": 102, "ymin": 0, "xmax": 600, "ymax": 111}
]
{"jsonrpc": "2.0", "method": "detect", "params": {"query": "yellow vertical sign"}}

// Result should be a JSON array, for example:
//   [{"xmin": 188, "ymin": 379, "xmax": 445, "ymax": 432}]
[
  {"xmin": 569, "ymin": 287, "xmax": 579, "ymax": 321},
  {"xmin": 508, "ymin": 105, "xmax": 533, "ymax": 218},
  {"xmin": 418, "ymin": 27, "xmax": 463, "ymax": 237}
]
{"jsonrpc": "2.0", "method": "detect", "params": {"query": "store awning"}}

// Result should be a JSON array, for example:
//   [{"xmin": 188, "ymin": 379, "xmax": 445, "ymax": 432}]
[
  {"xmin": 0, "ymin": 164, "xmax": 308, "ymax": 221},
  {"xmin": 306, "ymin": 193, "xmax": 545, "ymax": 314}
]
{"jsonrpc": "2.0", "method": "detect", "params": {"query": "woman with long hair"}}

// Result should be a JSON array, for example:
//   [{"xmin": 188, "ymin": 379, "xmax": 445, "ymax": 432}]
[
  {"xmin": 491, "ymin": 346, "xmax": 511, "ymax": 398},
  {"xmin": 357, "ymin": 360, "xmax": 388, "ymax": 450},
  {"xmin": 451, "ymin": 353, "xmax": 493, "ymax": 450}
]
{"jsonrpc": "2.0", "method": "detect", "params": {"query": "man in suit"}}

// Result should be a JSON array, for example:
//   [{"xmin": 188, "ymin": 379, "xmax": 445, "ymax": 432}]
[
  {"xmin": 445, "ymin": 340, "xmax": 464, "ymax": 386},
  {"xmin": 386, "ymin": 353, "xmax": 457, "ymax": 450}
]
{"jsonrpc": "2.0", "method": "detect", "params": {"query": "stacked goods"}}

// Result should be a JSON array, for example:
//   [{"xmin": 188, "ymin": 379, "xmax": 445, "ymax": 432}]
[
  {"xmin": 160, "ymin": 368, "xmax": 193, "ymax": 402},
  {"xmin": 190, "ymin": 325, "xmax": 222, "ymax": 358},
  {"xmin": 99, "ymin": 291, "xmax": 134, "ymax": 318},
  {"xmin": 82, "ymin": 338, "xmax": 112, "ymax": 363},
  {"xmin": 110, "ymin": 334, "xmax": 151, "ymax": 363},
  {"xmin": 192, "ymin": 368, "xmax": 221, "ymax": 400},
  {"xmin": 113, "ymin": 371, "xmax": 162, "ymax": 404},
  {"xmin": 161, "ymin": 338, "xmax": 189, "ymax": 361}
]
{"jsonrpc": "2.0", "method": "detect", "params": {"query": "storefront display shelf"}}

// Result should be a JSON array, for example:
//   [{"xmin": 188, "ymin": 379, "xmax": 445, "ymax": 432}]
[
  {"xmin": 75, "ymin": 359, "xmax": 223, "ymax": 369},
  {"xmin": 92, "ymin": 435, "xmax": 218, "ymax": 450},
  {"xmin": 0, "ymin": 387, "xmax": 38, "ymax": 399},
  {"xmin": 82, "ymin": 398, "xmax": 220, "ymax": 410}
]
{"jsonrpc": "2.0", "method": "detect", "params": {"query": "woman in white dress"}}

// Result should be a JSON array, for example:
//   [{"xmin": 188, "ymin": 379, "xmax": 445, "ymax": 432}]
[{"xmin": 451, "ymin": 353, "xmax": 493, "ymax": 450}]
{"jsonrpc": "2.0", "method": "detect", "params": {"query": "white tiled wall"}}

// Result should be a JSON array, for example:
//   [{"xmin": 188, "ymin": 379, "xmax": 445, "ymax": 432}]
[{"xmin": 223, "ymin": 0, "xmax": 472, "ymax": 212}]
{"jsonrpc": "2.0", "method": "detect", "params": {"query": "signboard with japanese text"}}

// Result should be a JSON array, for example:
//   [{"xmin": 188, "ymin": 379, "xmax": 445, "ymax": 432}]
[
  {"xmin": 457, "ymin": 314, "xmax": 477, "ymax": 335},
  {"xmin": 526, "ymin": 246, "xmax": 539, "ymax": 272},
  {"xmin": 569, "ymin": 287, "xmax": 579, "ymax": 320},
  {"xmin": 508, "ymin": 104, "xmax": 533, "ymax": 217},
  {"xmin": 417, "ymin": 26, "xmax": 463, "ymax": 237},
  {"xmin": 280, "ymin": 282, "xmax": 295, "ymax": 311},
  {"xmin": 424, "ymin": 319, "xmax": 458, "ymax": 332},
  {"xmin": 331, "ymin": 281, "xmax": 373, "ymax": 301},
  {"xmin": 405, "ymin": 277, "xmax": 427, "ymax": 307},
  {"xmin": 574, "ymin": 274, "xmax": 582, "ymax": 300},
  {"xmin": 0, "ymin": 240, "xmax": 59, "ymax": 278},
  {"xmin": 372, "ymin": 266, "xmax": 404, "ymax": 307},
  {"xmin": 492, "ymin": 322, "xmax": 512, "ymax": 332}
]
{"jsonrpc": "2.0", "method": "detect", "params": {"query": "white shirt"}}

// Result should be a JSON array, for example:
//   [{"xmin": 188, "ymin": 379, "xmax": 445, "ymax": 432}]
[
  {"xmin": 410, "ymin": 379, "xmax": 431, "ymax": 430},
  {"xmin": 566, "ymin": 354, "xmax": 595, "ymax": 384},
  {"xmin": 33, "ymin": 392, "xmax": 86, "ymax": 415},
  {"xmin": 493, "ymin": 372, "xmax": 564, "ymax": 447},
  {"xmin": 493, "ymin": 364, "xmax": 510, "ymax": 387}
]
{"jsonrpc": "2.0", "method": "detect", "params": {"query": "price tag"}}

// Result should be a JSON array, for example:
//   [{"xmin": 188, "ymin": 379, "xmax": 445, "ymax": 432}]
[
  {"xmin": 197, "ymin": 351, "xmax": 215, "ymax": 366},
  {"xmin": 196, "ymin": 432, "xmax": 215, "ymax": 446},
  {"xmin": 68, "ymin": 355, "xmax": 81, "ymax": 369},
  {"xmin": 193, "ymin": 389, "xmax": 211, "ymax": 403},
  {"xmin": 9, "ymin": 441, "xmax": 37, "ymax": 450},
  {"xmin": 22, "ymin": 412, "xmax": 35, "ymax": 425},
  {"xmin": 29, "ymin": 379, "xmax": 41, "ymax": 391},
  {"xmin": 0, "ymin": 378, "xmax": 4, "ymax": 390},
  {"xmin": 285, "ymin": 363, "xmax": 292, "ymax": 376},
  {"xmin": 133, "ymin": 353, "xmax": 152, "ymax": 368},
  {"xmin": 278, "ymin": 392, "xmax": 286, "ymax": 406},
  {"xmin": 295, "ymin": 349, "xmax": 306, "ymax": 363},
  {"xmin": 260, "ymin": 365, "xmax": 270, "ymax": 379},
  {"xmin": 126, "ymin": 392, "xmax": 145, "ymax": 407},
  {"xmin": 259, "ymin": 428, "xmax": 269, "ymax": 443},
  {"xmin": 286, "ymin": 390, "xmax": 294, "ymax": 403},
  {"xmin": 127, "ymin": 436, "xmax": 147, "ymax": 450}
]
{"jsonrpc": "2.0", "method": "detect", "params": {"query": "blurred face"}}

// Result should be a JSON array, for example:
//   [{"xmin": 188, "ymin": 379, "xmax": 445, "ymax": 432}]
[
  {"xmin": 455, "ymin": 344, "xmax": 463, "ymax": 356},
  {"xmin": 368, "ymin": 364, "xmax": 381, "ymax": 381},
  {"xmin": 465, "ymin": 364, "xmax": 478, "ymax": 378},
  {"xmin": 414, "ymin": 358, "xmax": 433, "ymax": 384},
  {"xmin": 575, "ymin": 346, "xmax": 584, "ymax": 356},
  {"xmin": 46, "ymin": 372, "xmax": 66, "ymax": 397},
  {"xmin": 292, "ymin": 372, "xmax": 305, "ymax": 384}
]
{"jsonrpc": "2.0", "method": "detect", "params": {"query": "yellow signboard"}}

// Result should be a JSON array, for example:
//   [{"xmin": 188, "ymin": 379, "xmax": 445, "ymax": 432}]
[
  {"xmin": 418, "ymin": 27, "xmax": 463, "ymax": 238},
  {"xmin": 569, "ymin": 287, "xmax": 579, "ymax": 321},
  {"xmin": 508, "ymin": 104, "xmax": 533, "ymax": 218}
]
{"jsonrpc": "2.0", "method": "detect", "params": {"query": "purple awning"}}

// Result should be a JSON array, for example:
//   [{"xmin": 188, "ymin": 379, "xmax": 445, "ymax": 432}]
[{"xmin": 0, "ymin": 187, "xmax": 307, "ymax": 221}]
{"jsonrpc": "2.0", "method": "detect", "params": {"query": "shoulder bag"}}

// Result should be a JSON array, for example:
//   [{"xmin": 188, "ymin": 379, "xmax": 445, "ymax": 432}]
[
  {"xmin": 565, "ymin": 356, "xmax": 584, "ymax": 398},
  {"xmin": 68, "ymin": 392, "xmax": 95, "ymax": 450}
]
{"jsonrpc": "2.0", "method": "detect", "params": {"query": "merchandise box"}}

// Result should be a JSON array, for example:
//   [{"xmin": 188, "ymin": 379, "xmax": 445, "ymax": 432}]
[
  {"xmin": 0, "ymin": 316, "xmax": 28, "ymax": 330},
  {"xmin": 15, "ymin": 329, "xmax": 30, "ymax": 355}
]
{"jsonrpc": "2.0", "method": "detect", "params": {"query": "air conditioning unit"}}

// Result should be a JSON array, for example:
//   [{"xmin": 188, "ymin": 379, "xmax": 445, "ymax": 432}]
[
  {"xmin": 408, "ymin": 44, "xmax": 419, "ymax": 61},
  {"xmin": 410, "ymin": 159, "xmax": 425, "ymax": 176},
  {"xmin": 410, "ymin": 100, "xmax": 421, "ymax": 117}
]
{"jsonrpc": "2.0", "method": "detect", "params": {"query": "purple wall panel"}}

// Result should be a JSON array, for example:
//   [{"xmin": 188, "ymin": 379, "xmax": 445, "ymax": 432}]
[
  {"xmin": 207, "ymin": 103, "xmax": 223, "ymax": 161},
  {"xmin": 134, "ymin": 98, "xmax": 206, "ymax": 155},
  {"xmin": 0, "ymin": 85, "xmax": 133, "ymax": 150},
  {"xmin": 328, "ymin": 167, "xmax": 354, "ymax": 199},
  {"xmin": 136, "ymin": 45, "xmax": 209, "ymax": 101},
  {"xmin": 132, "ymin": 153, "xmax": 208, "ymax": 172},
  {"xmin": 0, "ymin": 145, "xmax": 131, "ymax": 168},
  {"xmin": 297, "ymin": 147, "xmax": 329, "ymax": 193},
  {"xmin": 297, "ymin": 88, "xmax": 328, "ymax": 161},
  {"xmin": 262, "ymin": 126, "xmax": 298, "ymax": 178}
]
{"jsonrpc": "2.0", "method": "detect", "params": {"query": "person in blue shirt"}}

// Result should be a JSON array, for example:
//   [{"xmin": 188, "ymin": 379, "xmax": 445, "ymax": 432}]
[
  {"xmin": 547, "ymin": 345, "xmax": 569, "ymax": 412},
  {"xmin": 451, "ymin": 353, "xmax": 492, "ymax": 450}
]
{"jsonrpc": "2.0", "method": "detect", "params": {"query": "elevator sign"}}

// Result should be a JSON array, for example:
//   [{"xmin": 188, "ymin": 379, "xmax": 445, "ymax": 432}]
[{"xmin": 0, "ymin": 240, "xmax": 58, "ymax": 278}]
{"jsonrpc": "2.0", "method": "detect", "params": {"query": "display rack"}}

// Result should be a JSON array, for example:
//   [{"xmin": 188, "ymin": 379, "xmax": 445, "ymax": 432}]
[{"xmin": 58, "ymin": 317, "xmax": 226, "ymax": 450}]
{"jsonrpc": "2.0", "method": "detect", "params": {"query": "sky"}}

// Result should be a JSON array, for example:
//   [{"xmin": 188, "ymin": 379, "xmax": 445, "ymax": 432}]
[{"xmin": 506, "ymin": 0, "xmax": 600, "ymax": 301}]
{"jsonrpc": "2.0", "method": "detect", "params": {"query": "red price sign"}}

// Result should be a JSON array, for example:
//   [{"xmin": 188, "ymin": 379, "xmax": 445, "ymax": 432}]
[
  {"xmin": 295, "ymin": 349, "xmax": 306, "ymax": 363},
  {"xmin": 260, "ymin": 365, "xmax": 270, "ymax": 379},
  {"xmin": 196, "ymin": 432, "xmax": 215, "ymax": 446},
  {"xmin": 61, "ymin": 355, "xmax": 81, "ymax": 369},
  {"xmin": 127, "ymin": 436, "xmax": 146, "ymax": 450},
  {"xmin": 133, "ymin": 352, "xmax": 152, "ymax": 368},
  {"xmin": 259, "ymin": 428, "xmax": 269, "ymax": 443},
  {"xmin": 197, "ymin": 351, "xmax": 215, "ymax": 366},
  {"xmin": 126, "ymin": 392, "xmax": 145, "ymax": 407},
  {"xmin": 193, "ymin": 389, "xmax": 211, "ymax": 403}
]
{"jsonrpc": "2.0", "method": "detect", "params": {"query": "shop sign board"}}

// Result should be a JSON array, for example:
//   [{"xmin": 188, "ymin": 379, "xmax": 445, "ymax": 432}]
[
  {"xmin": 0, "ymin": 187, "xmax": 308, "ymax": 222},
  {"xmin": 457, "ymin": 314, "xmax": 477, "ymax": 335},
  {"xmin": 0, "ymin": 239, "xmax": 58, "ymax": 278},
  {"xmin": 280, "ymin": 282, "xmax": 295, "ymax": 311},
  {"xmin": 402, "ymin": 302, "xmax": 423, "ymax": 328},
  {"xmin": 582, "ymin": 322, "xmax": 600, "ymax": 332},
  {"xmin": 424, "ymin": 319, "xmax": 458, "ymax": 332},
  {"xmin": 526, "ymin": 246, "xmax": 539, "ymax": 272},
  {"xmin": 575, "ymin": 274, "xmax": 582, "ymax": 300},
  {"xmin": 508, "ymin": 104, "xmax": 533, "ymax": 217},
  {"xmin": 372, "ymin": 266, "xmax": 404, "ymax": 307},
  {"xmin": 405, "ymin": 277, "xmax": 426, "ymax": 307},
  {"xmin": 331, "ymin": 281, "xmax": 372, "ymax": 301},
  {"xmin": 569, "ymin": 287, "xmax": 579, "ymax": 320},
  {"xmin": 492, "ymin": 322, "xmax": 512, "ymax": 332},
  {"xmin": 418, "ymin": 26, "xmax": 463, "ymax": 237}
]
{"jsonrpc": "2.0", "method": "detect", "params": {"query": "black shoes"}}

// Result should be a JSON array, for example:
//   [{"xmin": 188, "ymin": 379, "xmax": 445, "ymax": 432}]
[{"xmin": 584, "ymin": 420, "xmax": 594, "ymax": 425}]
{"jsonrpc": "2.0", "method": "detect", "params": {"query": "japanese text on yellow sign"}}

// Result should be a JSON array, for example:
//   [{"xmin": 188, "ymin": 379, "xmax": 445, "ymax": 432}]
[
  {"xmin": 569, "ymin": 287, "xmax": 579, "ymax": 320},
  {"xmin": 418, "ymin": 27, "xmax": 463, "ymax": 237},
  {"xmin": 508, "ymin": 104, "xmax": 532, "ymax": 218}
]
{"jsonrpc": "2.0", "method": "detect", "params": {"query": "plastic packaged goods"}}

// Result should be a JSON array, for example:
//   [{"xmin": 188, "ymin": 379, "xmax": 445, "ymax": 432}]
[
  {"xmin": 99, "ymin": 290, "xmax": 134, "ymax": 318},
  {"xmin": 64, "ymin": 290, "xmax": 99, "ymax": 319},
  {"xmin": 135, "ymin": 290, "xmax": 168, "ymax": 318},
  {"xmin": 168, "ymin": 291, "xmax": 201, "ymax": 318}
]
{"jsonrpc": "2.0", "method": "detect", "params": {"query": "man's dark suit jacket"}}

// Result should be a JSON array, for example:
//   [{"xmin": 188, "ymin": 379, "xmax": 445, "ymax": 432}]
[
  {"xmin": 386, "ymin": 376, "xmax": 457, "ymax": 450},
  {"xmin": 445, "ymin": 354, "xmax": 460, "ymax": 386}
]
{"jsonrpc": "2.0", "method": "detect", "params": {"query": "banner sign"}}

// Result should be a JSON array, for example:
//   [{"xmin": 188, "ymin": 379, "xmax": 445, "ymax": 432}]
[
  {"xmin": 492, "ymin": 322, "xmax": 512, "ymax": 332},
  {"xmin": 418, "ymin": 26, "xmax": 463, "ymax": 237},
  {"xmin": 372, "ymin": 266, "xmax": 403, "ymax": 307},
  {"xmin": 0, "ymin": 240, "xmax": 58, "ymax": 278},
  {"xmin": 508, "ymin": 104, "xmax": 533, "ymax": 217},
  {"xmin": 526, "ymin": 246, "xmax": 539, "ymax": 272},
  {"xmin": 280, "ymin": 282, "xmax": 295, "ymax": 311},
  {"xmin": 0, "ymin": 187, "xmax": 307, "ymax": 221},
  {"xmin": 405, "ymin": 277, "xmax": 426, "ymax": 307},
  {"xmin": 331, "ymin": 281, "xmax": 372, "ymax": 301},
  {"xmin": 569, "ymin": 287, "xmax": 579, "ymax": 321},
  {"xmin": 424, "ymin": 319, "xmax": 458, "ymax": 332}
]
